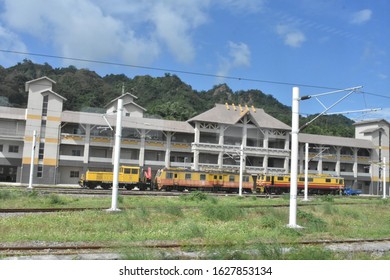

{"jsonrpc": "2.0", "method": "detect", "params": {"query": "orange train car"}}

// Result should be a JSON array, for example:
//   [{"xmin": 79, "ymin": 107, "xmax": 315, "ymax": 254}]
[
  {"xmin": 256, "ymin": 174, "xmax": 344, "ymax": 195},
  {"xmin": 154, "ymin": 168, "xmax": 254, "ymax": 193}
]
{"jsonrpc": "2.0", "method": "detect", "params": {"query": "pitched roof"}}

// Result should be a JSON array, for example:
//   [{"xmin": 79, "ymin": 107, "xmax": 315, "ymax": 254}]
[
  {"xmin": 25, "ymin": 76, "xmax": 56, "ymax": 92},
  {"xmin": 105, "ymin": 92, "xmax": 139, "ymax": 108},
  {"xmin": 188, "ymin": 103, "xmax": 291, "ymax": 130}
]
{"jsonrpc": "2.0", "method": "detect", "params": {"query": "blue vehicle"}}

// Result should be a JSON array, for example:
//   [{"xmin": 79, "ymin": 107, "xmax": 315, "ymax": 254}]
[{"xmin": 343, "ymin": 188, "xmax": 362, "ymax": 196}]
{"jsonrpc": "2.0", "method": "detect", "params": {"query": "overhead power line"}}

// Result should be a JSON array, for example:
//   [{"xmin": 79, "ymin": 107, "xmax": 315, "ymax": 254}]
[{"xmin": 1, "ymin": 49, "xmax": 389, "ymax": 99}]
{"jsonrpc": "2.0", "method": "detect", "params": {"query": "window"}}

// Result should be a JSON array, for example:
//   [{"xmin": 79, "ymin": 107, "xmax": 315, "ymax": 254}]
[
  {"xmin": 325, "ymin": 178, "xmax": 331, "ymax": 183},
  {"xmin": 8, "ymin": 145, "xmax": 19, "ymax": 153},
  {"xmin": 266, "ymin": 176, "xmax": 270, "ymax": 181},
  {"xmin": 214, "ymin": 175, "xmax": 217, "ymax": 180},
  {"xmin": 200, "ymin": 174, "xmax": 206, "ymax": 181},
  {"xmin": 166, "ymin": 172, "xmax": 173, "ymax": 179},
  {"xmin": 131, "ymin": 169, "xmax": 138, "ymax": 175},
  {"xmin": 277, "ymin": 176, "xmax": 284, "ymax": 181},
  {"xmin": 40, "ymin": 119, "xmax": 46, "ymax": 138},
  {"xmin": 42, "ymin": 95, "xmax": 49, "ymax": 116},
  {"xmin": 37, "ymin": 165, "xmax": 43, "ymax": 178},
  {"xmin": 124, "ymin": 168, "xmax": 131, "ymax": 174},
  {"xmin": 229, "ymin": 175, "xmax": 235, "ymax": 182},
  {"xmin": 219, "ymin": 176, "xmax": 222, "ymax": 180},
  {"xmin": 0, "ymin": 167, "xmax": 3, "ymax": 174},
  {"xmin": 72, "ymin": 150, "xmax": 81, "ymax": 156},
  {"xmin": 185, "ymin": 173, "xmax": 191, "ymax": 180},
  {"xmin": 70, "ymin": 171, "xmax": 79, "ymax": 178},
  {"xmin": 38, "ymin": 142, "xmax": 45, "ymax": 160},
  {"xmin": 243, "ymin": 176, "xmax": 250, "ymax": 182},
  {"xmin": 0, "ymin": 144, "xmax": 3, "ymax": 152}
]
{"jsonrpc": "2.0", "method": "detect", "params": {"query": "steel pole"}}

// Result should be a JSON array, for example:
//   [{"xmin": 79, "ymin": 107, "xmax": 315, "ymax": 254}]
[
  {"xmin": 383, "ymin": 157, "xmax": 387, "ymax": 199},
  {"xmin": 239, "ymin": 143, "xmax": 243, "ymax": 196},
  {"xmin": 303, "ymin": 142, "xmax": 309, "ymax": 201},
  {"xmin": 288, "ymin": 87, "xmax": 301, "ymax": 228},
  {"xmin": 27, "ymin": 130, "xmax": 36, "ymax": 190},
  {"xmin": 108, "ymin": 98, "xmax": 123, "ymax": 212}
]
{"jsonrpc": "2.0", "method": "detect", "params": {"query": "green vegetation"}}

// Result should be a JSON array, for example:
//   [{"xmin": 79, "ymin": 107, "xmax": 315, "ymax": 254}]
[
  {"xmin": 1, "ymin": 189, "xmax": 390, "ymax": 259},
  {"xmin": 0, "ymin": 60, "xmax": 355, "ymax": 137}
]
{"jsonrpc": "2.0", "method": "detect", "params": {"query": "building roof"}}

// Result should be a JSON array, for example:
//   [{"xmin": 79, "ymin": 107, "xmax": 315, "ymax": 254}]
[
  {"xmin": 123, "ymin": 101, "xmax": 147, "ymax": 112},
  {"xmin": 25, "ymin": 76, "xmax": 56, "ymax": 92},
  {"xmin": 105, "ymin": 92, "xmax": 139, "ymax": 108},
  {"xmin": 42, "ymin": 89, "xmax": 67, "ymax": 101},
  {"xmin": 0, "ymin": 106, "xmax": 26, "ymax": 120},
  {"xmin": 353, "ymin": 119, "xmax": 390, "ymax": 127},
  {"xmin": 61, "ymin": 110, "xmax": 194, "ymax": 134},
  {"xmin": 299, "ymin": 133, "xmax": 374, "ymax": 149},
  {"xmin": 188, "ymin": 103, "xmax": 291, "ymax": 130}
]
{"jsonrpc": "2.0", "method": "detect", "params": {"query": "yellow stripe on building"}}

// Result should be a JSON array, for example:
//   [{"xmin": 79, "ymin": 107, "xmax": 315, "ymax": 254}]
[
  {"xmin": 27, "ymin": 114, "xmax": 42, "ymax": 120},
  {"xmin": 47, "ymin": 116, "xmax": 61, "ymax": 122},
  {"xmin": 43, "ymin": 158, "xmax": 57, "ymax": 166},
  {"xmin": 45, "ymin": 138, "xmax": 59, "ymax": 144}
]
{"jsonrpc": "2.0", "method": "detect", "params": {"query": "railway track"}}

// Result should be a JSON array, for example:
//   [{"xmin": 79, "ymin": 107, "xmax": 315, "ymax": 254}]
[{"xmin": 2, "ymin": 238, "xmax": 390, "ymax": 259}]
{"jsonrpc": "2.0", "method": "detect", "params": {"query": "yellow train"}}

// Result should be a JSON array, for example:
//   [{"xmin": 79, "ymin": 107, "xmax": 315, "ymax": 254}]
[
  {"xmin": 78, "ymin": 166, "xmax": 152, "ymax": 190},
  {"xmin": 154, "ymin": 168, "xmax": 254, "ymax": 193},
  {"xmin": 256, "ymin": 174, "xmax": 345, "ymax": 195}
]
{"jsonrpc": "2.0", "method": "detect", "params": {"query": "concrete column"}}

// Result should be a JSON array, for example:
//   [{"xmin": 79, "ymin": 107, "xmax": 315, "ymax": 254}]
[
  {"xmin": 241, "ymin": 115, "xmax": 247, "ymax": 171},
  {"xmin": 317, "ymin": 146, "xmax": 323, "ymax": 174},
  {"xmin": 298, "ymin": 144, "xmax": 304, "ymax": 174},
  {"xmin": 83, "ymin": 124, "xmax": 91, "ymax": 165},
  {"xmin": 165, "ymin": 132, "xmax": 172, "ymax": 168},
  {"xmin": 263, "ymin": 130, "xmax": 269, "ymax": 148},
  {"xmin": 139, "ymin": 129, "xmax": 145, "ymax": 167},
  {"xmin": 263, "ymin": 155, "xmax": 268, "ymax": 174},
  {"xmin": 353, "ymin": 148, "xmax": 358, "ymax": 179},
  {"xmin": 218, "ymin": 125, "xmax": 225, "ymax": 169},
  {"xmin": 335, "ymin": 147, "xmax": 341, "ymax": 176},
  {"xmin": 193, "ymin": 122, "xmax": 200, "ymax": 170}
]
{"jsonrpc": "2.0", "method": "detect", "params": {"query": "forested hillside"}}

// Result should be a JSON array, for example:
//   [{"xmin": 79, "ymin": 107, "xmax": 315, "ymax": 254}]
[{"xmin": 0, "ymin": 60, "xmax": 354, "ymax": 137}]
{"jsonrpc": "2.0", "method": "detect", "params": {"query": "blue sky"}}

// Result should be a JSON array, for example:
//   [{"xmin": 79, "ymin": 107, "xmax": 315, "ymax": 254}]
[{"xmin": 0, "ymin": 0, "xmax": 389, "ymax": 121}]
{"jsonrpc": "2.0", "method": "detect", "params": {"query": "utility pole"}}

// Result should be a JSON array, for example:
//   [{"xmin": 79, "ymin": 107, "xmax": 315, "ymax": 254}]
[
  {"xmin": 288, "ymin": 87, "xmax": 300, "ymax": 228},
  {"xmin": 288, "ymin": 85, "xmax": 362, "ymax": 228},
  {"xmin": 383, "ymin": 157, "xmax": 387, "ymax": 199},
  {"xmin": 107, "ymin": 98, "xmax": 123, "ymax": 212},
  {"xmin": 27, "ymin": 130, "xmax": 36, "ymax": 190}
]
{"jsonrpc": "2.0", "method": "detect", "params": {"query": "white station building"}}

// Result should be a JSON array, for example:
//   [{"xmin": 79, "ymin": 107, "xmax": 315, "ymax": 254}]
[{"xmin": 0, "ymin": 77, "xmax": 388, "ymax": 194}]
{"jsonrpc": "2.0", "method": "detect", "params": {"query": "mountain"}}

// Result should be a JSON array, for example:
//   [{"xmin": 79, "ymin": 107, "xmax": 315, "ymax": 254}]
[{"xmin": 0, "ymin": 60, "xmax": 354, "ymax": 137}]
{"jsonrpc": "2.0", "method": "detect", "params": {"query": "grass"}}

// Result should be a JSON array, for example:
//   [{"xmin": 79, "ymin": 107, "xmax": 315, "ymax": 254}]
[{"xmin": 1, "ymin": 189, "xmax": 390, "ymax": 259}]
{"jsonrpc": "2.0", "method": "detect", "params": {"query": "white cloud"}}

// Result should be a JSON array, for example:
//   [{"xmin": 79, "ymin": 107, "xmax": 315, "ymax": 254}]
[
  {"xmin": 276, "ymin": 24, "xmax": 306, "ymax": 48},
  {"xmin": 0, "ymin": 24, "xmax": 28, "ymax": 66},
  {"xmin": 350, "ymin": 9, "xmax": 372, "ymax": 25},
  {"xmin": 0, "ymin": 0, "xmax": 212, "ymax": 66},
  {"xmin": 217, "ymin": 41, "xmax": 251, "ymax": 79},
  {"xmin": 214, "ymin": 0, "xmax": 265, "ymax": 14},
  {"xmin": 378, "ymin": 73, "xmax": 388, "ymax": 80}
]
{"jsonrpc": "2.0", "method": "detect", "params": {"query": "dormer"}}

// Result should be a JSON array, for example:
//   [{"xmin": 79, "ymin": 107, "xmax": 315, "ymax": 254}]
[{"xmin": 105, "ymin": 92, "xmax": 146, "ymax": 118}]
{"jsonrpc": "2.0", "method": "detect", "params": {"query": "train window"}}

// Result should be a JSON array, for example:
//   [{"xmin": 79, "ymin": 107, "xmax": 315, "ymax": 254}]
[
  {"xmin": 174, "ymin": 173, "xmax": 178, "ymax": 178},
  {"xmin": 131, "ymin": 169, "xmax": 138, "ymax": 174},
  {"xmin": 200, "ymin": 174, "xmax": 206, "ymax": 181},
  {"xmin": 229, "ymin": 175, "xmax": 235, "ymax": 182},
  {"xmin": 308, "ymin": 178, "xmax": 313, "ymax": 182},
  {"xmin": 243, "ymin": 176, "xmax": 249, "ymax": 182},
  {"xmin": 325, "ymin": 178, "xmax": 331, "ymax": 183},
  {"xmin": 277, "ymin": 176, "xmax": 284, "ymax": 181},
  {"xmin": 340, "ymin": 179, "xmax": 344, "ymax": 184},
  {"xmin": 214, "ymin": 175, "xmax": 217, "ymax": 180},
  {"xmin": 299, "ymin": 177, "xmax": 304, "ymax": 181},
  {"xmin": 124, "ymin": 169, "xmax": 131, "ymax": 174},
  {"xmin": 266, "ymin": 176, "xmax": 270, "ymax": 181},
  {"xmin": 219, "ymin": 176, "xmax": 222, "ymax": 180},
  {"xmin": 166, "ymin": 172, "xmax": 173, "ymax": 179},
  {"xmin": 185, "ymin": 173, "xmax": 191, "ymax": 180}
]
